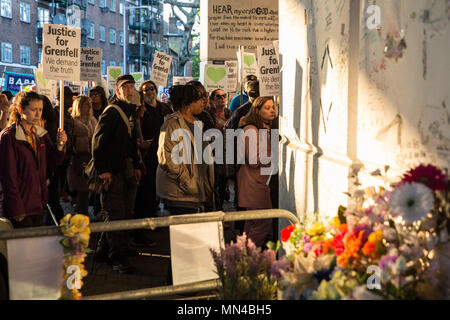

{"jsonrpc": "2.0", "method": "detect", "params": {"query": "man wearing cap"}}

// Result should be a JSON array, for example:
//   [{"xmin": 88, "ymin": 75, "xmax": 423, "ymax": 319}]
[
  {"xmin": 92, "ymin": 74, "xmax": 142, "ymax": 274},
  {"xmin": 228, "ymin": 74, "xmax": 257, "ymax": 113}
]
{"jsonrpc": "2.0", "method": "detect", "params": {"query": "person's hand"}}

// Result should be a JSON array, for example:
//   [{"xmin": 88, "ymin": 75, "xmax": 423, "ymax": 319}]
[
  {"xmin": 99, "ymin": 172, "xmax": 112, "ymax": 187},
  {"xmin": 135, "ymin": 169, "xmax": 142, "ymax": 182},
  {"xmin": 56, "ymin": 128, "xmax": 68, "ymax": 151},
  {"xmin": 13, "ymin": 215, "xmax": 25, "ymax": 222},
  {"xmin": 137, "ymin": 138, "xmax": 153, "ymax": 150}
]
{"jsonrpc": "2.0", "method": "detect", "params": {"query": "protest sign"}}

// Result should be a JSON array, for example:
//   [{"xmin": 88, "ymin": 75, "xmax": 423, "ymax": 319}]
[
  {"xmin": 225, "ymin": 60, "xmax": 238, "ymax": 92},
  {"xmin": 173, "ymin": 76, "xmax": 193, "ymax": 85},
  {"xmin": 3, "ymin": 71, "xmax": 35, "ymax": 95},
  {"xmin": 107, "ymin": 66, "xmax": 123, "ymax": 92},
  {"xmin": 203, "ymin": 64, "xmax": 227, "ymax": 91},
  {"xmin": 42, "ymin": 24, "xmax": 81, "ymax": 82},
  {"xmin": 80, "ymin": 47, "xmax": 102, "ymax": 83},
  {"xmin": 131, "ymin": 72, "xmax": 144, "ymax": 89},
  {"xmin": 34, "ymin": 65, "xmax": 57, "ymax": 101},
  {"xmin": 150, "ymin": 50, "xmax": 172, "ymax": 88},
  {"xmin": 257, "ymin": 45, "xmax": 279, "ymax": 96}
]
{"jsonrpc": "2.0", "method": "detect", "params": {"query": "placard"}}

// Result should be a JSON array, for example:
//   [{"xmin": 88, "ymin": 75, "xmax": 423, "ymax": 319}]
[
  {"xmin": 7, "ymin": 236, "xmax": 64, "ymax": 300},
  {"xmin": 42, "ymin": 23, "xmax": 81, "ymax": 81},
  {"xmin": 225, "ymin": 60, "xmax": 238, "ymax": 92},
  {"xmin": 150, "ymin": 50, "xmax": 173, "ymax": 88},
  {"xmin": 34, "ymin": 65, "xmax": 57, "ymax": 101},
  {"xmin": 80, "ymin": 47, "xmax": 102, "ymax": 82},
  {"xmin": 173, "ymin": 76, "xmax": 193, "ymax": 85},
  {"xmin": 203, "ymin": 64, "xmax": 228, "ymax": 91},
  {"xmin": 170, "ymin": 222, "xmax": 224, "ymax": 286},
  {"xmin": 256, "ymin": 45, "xmax": 279, "ymax": 96},
  {"xmin": 131, "ymin": 72, "xmax": 144, "ymax": 89},
  {"xmin": 107, "ymin": 66, "xmax": 123, "ymax": 92},
  {"xmin": 202, "ymin": 0, "xmax": 279, "ymax": 61}
]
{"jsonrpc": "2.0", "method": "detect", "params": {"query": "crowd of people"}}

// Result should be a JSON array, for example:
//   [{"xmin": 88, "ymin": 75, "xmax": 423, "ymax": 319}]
[{"xmin": 0, "ymin": 74, "xmax": 278, "ymax": 274}]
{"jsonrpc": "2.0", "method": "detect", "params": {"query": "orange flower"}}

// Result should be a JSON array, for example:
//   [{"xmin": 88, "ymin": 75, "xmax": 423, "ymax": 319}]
[
  {"xmin": 322, "ymin": 239, "xmax": 334, "ymax": 254},
  {"xmin": 361, "ymin": 240, "xmax": 376, "ymax": 255},
  {"xmin": 339, "ymin": 223, "xmax": 348, "ymax": 234},
  {"xmin": 337, "ymin": 230, "xmax": 365, "ymax": 268}
]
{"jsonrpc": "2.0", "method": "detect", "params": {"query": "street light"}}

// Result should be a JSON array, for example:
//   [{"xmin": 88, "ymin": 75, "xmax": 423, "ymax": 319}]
[{"xmin": 122, "ymin": 4, "xmax": 153, "ymax": 74}]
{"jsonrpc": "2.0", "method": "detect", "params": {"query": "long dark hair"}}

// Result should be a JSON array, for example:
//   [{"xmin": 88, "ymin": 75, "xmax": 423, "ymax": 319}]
[
  {"xmin": 168, "ymin": 84, "xmax": 202, "ymax": 111},
  {"xmin": 8, "ymin": 91, "xmax": 42, "ymax": 126},
  {"xmin": 89, "ymin": 86, "xmax": 108, "ymax": 109}
]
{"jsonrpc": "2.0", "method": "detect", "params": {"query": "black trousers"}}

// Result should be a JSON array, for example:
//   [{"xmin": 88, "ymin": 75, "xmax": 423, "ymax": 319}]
[
  {"xmin": 134, "ymin": 161, "xmax": 158, "ymax": 219},
  {"xmin": 101, "ymin": 171, "xmax": 138, "ymax": 260},
  {"xmin": 46, "ymin": 165, "xmax": 67, "ymax": 225}
]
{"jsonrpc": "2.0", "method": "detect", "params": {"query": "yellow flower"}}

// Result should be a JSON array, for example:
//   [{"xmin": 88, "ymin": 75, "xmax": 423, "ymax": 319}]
[
  {"xmin": 330, "ymin": 216, "xmax": 341, "ymax": 228},
  {"xmin": 368, "ymin": 230, "xmax": 384, "ymax": 243},
  {"xmin": 307, "ymin": 223, "xmax": 325, "ymax": 236}
]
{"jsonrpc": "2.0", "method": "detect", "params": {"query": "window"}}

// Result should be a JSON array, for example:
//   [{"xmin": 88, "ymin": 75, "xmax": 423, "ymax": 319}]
[
  {"xmin": 119, "ymin": 1, "xmax": 124, "ymax": 15},
  {"xmin": 101, "ymin": 59, "xmax": 106, "ymax": 75},
  {"xmin": 38, "ymin": 47, "xmax": 42, "ymax": 65},
  {"xmin": 99, "ymin": 25, "xmax": 106, "ymax": 42},
  {"xmin": 109, "ymin": 28, "xmax": 116, "ymax": 44},
  {"xmin": 88, "ymin": 22, "xmax": 95, "ymax": 39},
  {"xmin": 20, "ymin": 45, "xmax": 30, "ymax": 65},
  {"xmin": 37, "ymin": 7, "xmax": 50, "ymax": 28},
  {"xmin": 119, "ymin": 31, "xmax": 124, "ymax": 46},
  {"xmin": 99, "ymin": 0, "xmax": 106, "ymax": 8},
  {"xmin": 20, "ymin": 2, "xmax": 30, "ymax": 23},
  {"xmin": 109, "ymin": 60, "xmax": 115, "ymax": 66},
  {"xmin": 109, "ymin": 0, "xmax": 115, "ymax": 12},
  {"xmin": 88, "ymin": 0, "xmax": 95, "ymax": 5},
  {"xmin": 1, "ymin": 42, "xmax": 12, "ymax": 62},
  {"xmin": 0, "ymin": 0, "xmax": 12, "ymax": 18},
  {"xmin": 128, "ymin": 34, "xmax": 136, "ymax": 45}
]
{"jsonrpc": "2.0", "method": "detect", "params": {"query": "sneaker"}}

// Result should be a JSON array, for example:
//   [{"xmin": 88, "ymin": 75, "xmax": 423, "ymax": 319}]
[{"xmin": 112, "ymin": 259, "xmax": 136, "ymax": 274}]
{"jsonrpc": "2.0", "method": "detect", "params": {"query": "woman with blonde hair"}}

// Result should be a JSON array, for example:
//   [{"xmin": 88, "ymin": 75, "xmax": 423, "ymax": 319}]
[
  {"xmin": 0, "ymin": 91, "xmax": 67, "ymax": 228},
  {"xmin": 67, "ymin": 95, "xmax": 97, "ymax": 216},
  {"xmin": 236, "ymin": 96, "xmax": 276, "ymax": 247}
]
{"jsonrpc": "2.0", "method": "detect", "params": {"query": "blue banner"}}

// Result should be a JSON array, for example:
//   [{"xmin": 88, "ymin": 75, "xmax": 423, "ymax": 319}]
[{"xmin": 2, "ymin": 72, "xmax": 35, "ymax": 95}]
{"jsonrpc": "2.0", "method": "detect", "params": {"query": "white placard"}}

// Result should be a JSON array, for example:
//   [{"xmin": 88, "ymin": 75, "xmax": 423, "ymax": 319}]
[
  {"xmin": 237, "ymin": 50, "xmax": 258, "ymax": 82},
  {"xmin": 42, "ymin": 24, "xmax": 81, "ymax": 81},
  {"xmin": 170, "ymin": 221, "xmax": 224, "ymax": 286},
  {"xmin": 80, "ymin": 47, "xmax": 102, "ymax": 82},
  {"xmin": 7, "ymin": 236, "xmax": 64, "ymax": 300},
  {"xmin": 107, "ymin": 66, "xmax": 123, "ymax": 92},
  {"xmin": 173, "ymin": 76, "xmax": 193, "ymax": 85},
  {"xmin": 225, "ymin": 60, "xmax": 238, "ymax": 92},
  {"xmin": 34, "ymin": 64, "xmax": 57, "ymax": 101},
  {"xmin": 257, "ymin": 45, "xmax": 280, "ymax": 96},
  {"xmin": 203, "ymin": 64, "xmax": 228, "ymax": 91},
  {"xmin": 150, "ymin": 50, "xmax": 173, "ymax": 88},
  {"xmin": 131, "ymin": 72, "xmax": 144, "ymax": 89}
]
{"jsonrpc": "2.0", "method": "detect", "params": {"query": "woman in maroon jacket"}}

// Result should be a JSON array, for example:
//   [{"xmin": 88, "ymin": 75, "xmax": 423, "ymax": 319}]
[{"xmin": 0, "ymin": 91, "xmax": 67, "ymax": 228}]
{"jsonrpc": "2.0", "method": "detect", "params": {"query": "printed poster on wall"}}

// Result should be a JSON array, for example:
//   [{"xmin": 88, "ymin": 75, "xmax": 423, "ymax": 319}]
[
  {"xmin": 42, "ymin": 23, "xmax": 81, "ymax": 82},
  {"xmin": 107, "ymin": 66, "xmax": 123, "ymax": 92},
  {"xmin": 150, "ymin": 50, "xmax": 172, "ymax": 88},
  {"xmin": 256, "ymin": 45, "xmax": 280, "ymax": 96}
]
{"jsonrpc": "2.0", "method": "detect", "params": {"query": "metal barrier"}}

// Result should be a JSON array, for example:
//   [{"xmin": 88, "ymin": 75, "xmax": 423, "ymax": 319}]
[{"xmin": 0, "ymin": 209, "xmax": 300, "ymax": 300}]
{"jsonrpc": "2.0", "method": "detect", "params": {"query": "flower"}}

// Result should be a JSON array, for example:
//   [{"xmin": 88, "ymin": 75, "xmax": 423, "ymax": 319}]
[
  {"xmin": 281, "ymin": 225, "xmax": 296, "ymax": 242},
  {"xmin": 401, "ymin": 164, "xmax": 447, "ymax": 191},
  {"xmin": 389, "ymin": 182, "xmax": 434, "ymax": 223}
]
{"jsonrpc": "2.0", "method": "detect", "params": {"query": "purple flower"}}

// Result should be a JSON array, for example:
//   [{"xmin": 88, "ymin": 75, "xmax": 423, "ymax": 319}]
[
  {"xmin": 261, "ymin": 250, "xmax": 276, "ymax": 270},
  {"xmin": 303, "ymin": 242, "xmax": 313, "ymax": 252},
  {"xmin": 379, "ymin": 255, "xmax": 398, "ymax": 269},
  {"xmin": 223, "ymin": 244, "xmax": 241, "ymax": 278},
  {"xmin": 303, "ymin": 235, "xmax": 310, "ymax": 243},
  {"xmin": 352, "ymin": 224, "xmax": 372, "ymax": 243},
  {"xmin": 270, "ymin": 257, "xmax": 291, "ymax": 280},
  {"xmin": 210, "ymin": 248, "xmax": 224, "ymax": 270}
]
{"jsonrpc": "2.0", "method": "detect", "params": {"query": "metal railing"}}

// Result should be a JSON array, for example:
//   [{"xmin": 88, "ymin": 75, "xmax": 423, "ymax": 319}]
[{"xmin": 0, "ymin": 209, "xmax": 300, "ymax": 300}]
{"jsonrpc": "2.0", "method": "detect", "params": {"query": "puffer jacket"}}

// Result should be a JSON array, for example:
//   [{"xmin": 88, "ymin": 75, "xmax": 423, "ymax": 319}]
[
  {"xmin": 0, "ymin": 123, "xmax": 64, "ymax": 219},
  {"xmin": 156, "ymin": 112, "xmax": 215, "ymax": 207}
]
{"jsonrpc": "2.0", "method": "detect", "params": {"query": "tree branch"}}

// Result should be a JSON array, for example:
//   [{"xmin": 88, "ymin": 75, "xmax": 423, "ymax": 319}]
[{"xmin": 162, "ymin": 0, "xmax": 199, "ymax": 9}]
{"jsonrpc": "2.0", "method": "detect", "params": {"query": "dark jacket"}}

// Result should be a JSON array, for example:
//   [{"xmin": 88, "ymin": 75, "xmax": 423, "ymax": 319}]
[
  {"xmin": 0, "ymin": 123, "xmax": 64, "ymax": 219},
  {"xmin": 227, "ymin": 101, "xmax": 252, "ymax": 130},
  {"xmin": 92, "ymin": 96, "xmax": 140, "ymax": 175}
]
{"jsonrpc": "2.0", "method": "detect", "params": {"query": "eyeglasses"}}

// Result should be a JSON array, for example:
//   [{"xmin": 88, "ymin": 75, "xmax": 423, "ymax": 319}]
[
  {"xmin": 215, "ymin": 94, "xmax": 227, "ymax": 99},
  {"xmin": 142, "ymin": 87, "xmax": 155, "ymax": 92},
  {"xmin": 200, "ymin": 93, "xmax": 209, "ymax": 99},
  {"xmin": 90, "ymin": 93, "xmax": 100, "ymax": 97}
]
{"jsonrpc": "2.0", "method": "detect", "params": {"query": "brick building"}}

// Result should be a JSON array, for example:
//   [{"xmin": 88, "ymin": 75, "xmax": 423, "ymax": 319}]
[{"xmin": 0, "ymin": 0, "xmax": 173, "ymax": 88}]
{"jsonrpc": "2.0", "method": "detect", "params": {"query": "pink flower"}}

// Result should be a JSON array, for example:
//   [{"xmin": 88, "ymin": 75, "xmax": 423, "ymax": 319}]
[{"xmin": 400, "ymin": 164, "xmax": 447, "ymax": 191}]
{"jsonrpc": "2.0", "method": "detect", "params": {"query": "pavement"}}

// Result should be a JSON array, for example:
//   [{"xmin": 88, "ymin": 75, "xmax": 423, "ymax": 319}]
[{"xmin": 61, "ymin": 183, "xmax": 239, "ymax": 300}]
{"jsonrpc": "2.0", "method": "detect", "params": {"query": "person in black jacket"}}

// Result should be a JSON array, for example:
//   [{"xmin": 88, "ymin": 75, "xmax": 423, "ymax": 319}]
[{"xmin": 91, "ymin": 74, "xmax": 142, "ymax": 274}]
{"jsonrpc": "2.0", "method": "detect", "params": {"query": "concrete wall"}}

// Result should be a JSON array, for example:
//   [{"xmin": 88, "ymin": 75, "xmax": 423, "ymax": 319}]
[{"xmin": 279, "ymin": 0, "xmax": 450, "ymax": 222}]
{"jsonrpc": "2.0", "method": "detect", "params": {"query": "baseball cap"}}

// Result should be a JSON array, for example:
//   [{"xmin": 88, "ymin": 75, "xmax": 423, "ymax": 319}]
[
  {"xmin": 245, "ymin": 74, "xmax": 257, "ymax": 82},
  {"xmin": 116, "ymin": 74, "xmax": 136, "ymax": 88}
]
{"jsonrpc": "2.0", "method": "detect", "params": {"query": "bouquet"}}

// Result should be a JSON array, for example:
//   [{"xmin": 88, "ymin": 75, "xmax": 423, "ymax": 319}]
[
  {"xmin": 272, "ymin": 164, "xmax": 450, "ymax": 300},
  {"xmin": 210, "ymin": 233, "xmax": 277, "ymax": 300}
]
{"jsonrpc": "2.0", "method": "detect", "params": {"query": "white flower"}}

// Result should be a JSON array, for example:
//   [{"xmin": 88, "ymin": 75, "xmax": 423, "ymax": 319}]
[{"xmin": 389, "ymin": 182, "xmax": 434, "ymax": 223}]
